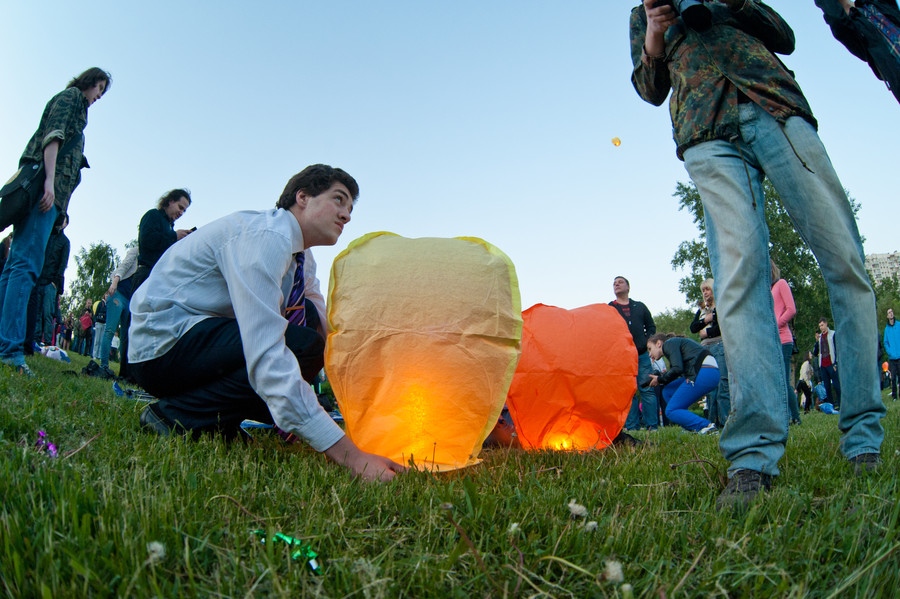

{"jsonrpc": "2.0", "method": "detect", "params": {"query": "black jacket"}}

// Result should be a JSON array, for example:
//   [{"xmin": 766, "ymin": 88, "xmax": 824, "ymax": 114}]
[
  {"xmin": 138, "ymin": 208, "xmax": 177, "ymax": 269},
  {"xmin": 689, "ymin": 306, "xmax": 721, "ymax": 339},
  {"xmin": 37, "ymin": 231, "xmax": 70, "ymax": 290},
  {"xmin": 816, "ymin": 0, "xmax": 900, "ymax": 104},
  {"xmin": 609, "ymin": 299, "xmax": 656, "ymax": 355},
  {"xmin": 658, "ymin": 337, "xmax": 712, "ymax": 386}
]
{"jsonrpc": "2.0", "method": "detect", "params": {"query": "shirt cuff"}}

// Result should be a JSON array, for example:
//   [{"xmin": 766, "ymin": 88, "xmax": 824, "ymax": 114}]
[
  {"xmin": 293, "ymin": 409, "xmax": 346, "ymax": 452},
  {"xmin": 42, "ymin": 130, "xmax": 65, "ymax": 149}
]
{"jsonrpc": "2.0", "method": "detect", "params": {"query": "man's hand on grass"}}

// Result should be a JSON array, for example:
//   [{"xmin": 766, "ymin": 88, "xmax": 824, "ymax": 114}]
[{"xmin": 323, "ymin": 435, "xmax": 406, "ymax": 482}]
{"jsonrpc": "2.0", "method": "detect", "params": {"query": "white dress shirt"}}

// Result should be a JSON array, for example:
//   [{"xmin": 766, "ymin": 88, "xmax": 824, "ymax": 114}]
[{"xmin": 128, "ymin": 208, "xmax": 342, "ymax": 451}]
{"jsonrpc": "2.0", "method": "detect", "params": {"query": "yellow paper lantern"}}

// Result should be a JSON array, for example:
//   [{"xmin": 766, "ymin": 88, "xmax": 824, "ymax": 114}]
[
  {"xmin": 506, "ymin": 303, "xmax": 637, "ymax": 451},
  {"xmin": 326, "ymin": 232, "xmax": 523, "ymax": 471},
  {"xmin": 612, "ymin": 137, "xmax": 622, "ymax": 147}
]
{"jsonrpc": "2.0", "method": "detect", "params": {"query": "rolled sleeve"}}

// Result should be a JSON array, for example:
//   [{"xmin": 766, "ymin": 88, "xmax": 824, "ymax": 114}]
[{"xmin": 630, "ymin": 7, "xmax": 672, "ymax": 106}]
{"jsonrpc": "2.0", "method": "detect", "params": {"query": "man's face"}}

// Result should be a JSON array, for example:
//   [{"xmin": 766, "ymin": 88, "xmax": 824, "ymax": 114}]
[
  {"xmin": 818, "ymin": 321, "xmax": 829, "ymax": 334},
  {"xmin": 165, "ymin": 197, "xmax": 190, "ymax": 222},
  {"xmin": 613, "ymin": 277, "xmax": 629, "ymax": 296},
  {"xmin": 82, "ymin": 80, "xmax": 106, "ymax": 106},
  {"xmin": 888, "ymin": 309, "xmax": 894, "ymax": 322},
  {"xmin": 296, "ymin": 182, "xmax": 353, "ymax": 247}
]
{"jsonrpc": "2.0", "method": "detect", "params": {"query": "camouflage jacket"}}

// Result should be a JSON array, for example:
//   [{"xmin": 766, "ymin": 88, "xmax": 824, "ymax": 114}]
[
  {"xmin": 19, "ymin": 86, "xmax": 90, "ymax": 214},
  {"xmin": 630, "ymin": 0, "xmax": 817, "ymax": 160}
]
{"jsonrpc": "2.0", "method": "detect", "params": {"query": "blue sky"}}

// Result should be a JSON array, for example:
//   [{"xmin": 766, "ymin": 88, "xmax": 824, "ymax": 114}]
[{"xmin": 1, "ymin": 1, "xmax": 895, "ymax": 314}]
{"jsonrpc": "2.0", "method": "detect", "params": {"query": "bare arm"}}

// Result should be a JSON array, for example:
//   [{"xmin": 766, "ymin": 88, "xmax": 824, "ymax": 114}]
[{"xmin": 40, "ymin": 141, "xmax": 60, "ymax": 212}]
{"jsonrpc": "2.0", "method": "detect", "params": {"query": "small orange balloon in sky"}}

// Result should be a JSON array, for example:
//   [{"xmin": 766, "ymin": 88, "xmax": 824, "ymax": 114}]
[{"xmin": 612, "ymin": 137, "xmax": 621, "ymax": 147}]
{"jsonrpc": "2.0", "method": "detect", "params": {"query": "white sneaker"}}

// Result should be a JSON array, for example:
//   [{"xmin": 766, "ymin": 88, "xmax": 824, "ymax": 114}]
[{"xmin": 698, "ymin": 423, "xmax": 718, "ymax": 435}]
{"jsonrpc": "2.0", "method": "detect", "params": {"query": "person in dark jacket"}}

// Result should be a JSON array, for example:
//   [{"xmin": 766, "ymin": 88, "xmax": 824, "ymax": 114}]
[
  {"xmin": 816, "ymin": 0, "xmax": 900, "ymax": 104},
  {"xmin": 610, "ymin": 276, "xmax": 659, "ymax": 430},
  {"xmin": 647, "ymin": 333, "xmax": 720, "ymax": 434},
  {"xmin": 25, "ymin": 213, "xmax": 70, "ymax": 350},
  {"xmin": 130, "ymin": 189, "xmax": 192, "ymax": 294}
]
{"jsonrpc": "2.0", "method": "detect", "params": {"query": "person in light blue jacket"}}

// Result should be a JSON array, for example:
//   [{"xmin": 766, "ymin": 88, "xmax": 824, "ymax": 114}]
[{"xmin": 883, "ymin": 308, "xmax": 900, "ymax": 400}]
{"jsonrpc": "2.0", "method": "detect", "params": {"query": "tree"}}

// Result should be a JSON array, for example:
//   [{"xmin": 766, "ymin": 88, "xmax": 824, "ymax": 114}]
[
  {"xmin": 653, "ymin": 307, "xmax": 699, "ymax": 341},
  {"xmin": 670, "ymin": 179, "xmax": 863, "ymax": 363},
  {"xmin": 62, "ymin": 243, "xmax": 118, "ymax": 316}
]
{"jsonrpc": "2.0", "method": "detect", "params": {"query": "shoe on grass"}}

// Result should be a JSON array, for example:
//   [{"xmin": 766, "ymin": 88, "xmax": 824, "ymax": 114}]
[
  {"xmin": 611, "ymin": 430, "xmax": 642, "ymax": 447},
  {"xmin": 716, "ymin": 469, "xmax": 773, "ymax": 510},
  {"xmin": 698, "ymin": 423, "xmax": 718, "ymax": 435},
  {"xmin": 139, "ymin": 405, "xmax": 174, "ymax": 437},
  {"xmin": 848, "ymin": 452, "xmax": 880, "ymax": 475},
  {"xmin": 1, "ymin": 358, "xmax": 35, "ymax": 377}
]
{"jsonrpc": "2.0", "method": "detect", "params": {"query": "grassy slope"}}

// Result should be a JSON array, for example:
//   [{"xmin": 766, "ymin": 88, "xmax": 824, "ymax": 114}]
[{"xmin": 1, "ymin": 352, "xmax": 897, "ymax": 598}]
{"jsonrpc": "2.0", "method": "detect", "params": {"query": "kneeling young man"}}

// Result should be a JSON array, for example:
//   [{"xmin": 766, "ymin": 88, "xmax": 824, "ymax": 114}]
[{"xmin": 129, "ymin": 164, "xmax": 404, "ymax": 481}]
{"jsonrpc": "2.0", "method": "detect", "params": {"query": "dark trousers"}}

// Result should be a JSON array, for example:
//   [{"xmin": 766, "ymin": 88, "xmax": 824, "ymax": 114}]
[
  {"xmin": 796, "ymin": 380, "xmax": 813, "ymax": 412},
  {"xmin": 132, "ymin": 313, "xmax": 323, "ymax": 437},
  {"xmin": 889, "ymin": 359, "xmax": 900, "ymax": 398},
  {"xmin": 821, "ymin": 363, "xmax": 841, "ymax": 408}
]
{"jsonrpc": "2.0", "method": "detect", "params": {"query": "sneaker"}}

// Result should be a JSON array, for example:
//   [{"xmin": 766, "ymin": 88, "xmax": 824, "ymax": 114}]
[
  {"xmin": 1, "ymin": 358, "xmax": 35, "ymax": 377},
  {"xmin": 716, "ymin": 469, "xmax": 773, "ymax": 510},
  {"xmin": 848, "ymin": 453, "xmax": 880, "ymax": 475},
  {"xmin": 139, "ymin": 405, "xmax": 174, "ymax": 437},
  {"xmin": 698, "ymin": 423, "xmax": 718, "ymax": 435}
]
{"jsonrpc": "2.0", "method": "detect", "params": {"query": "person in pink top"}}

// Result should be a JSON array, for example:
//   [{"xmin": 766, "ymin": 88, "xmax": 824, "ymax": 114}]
[{"xmin": 771, "ymin": 260, "xmax": 800, "ymax": 425}]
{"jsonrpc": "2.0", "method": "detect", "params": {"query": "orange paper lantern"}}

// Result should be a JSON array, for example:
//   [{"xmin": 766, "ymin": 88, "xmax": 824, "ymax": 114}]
[
  {"xmin": 326, "ymin": 232, "xmax": 522, "ymax": 471},
  {"xmin": 506, "ymin": 303, "xmax": 637, "ymax": 450}
]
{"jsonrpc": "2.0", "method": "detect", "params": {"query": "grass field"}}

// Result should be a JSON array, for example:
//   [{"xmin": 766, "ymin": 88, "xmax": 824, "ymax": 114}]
[{"xmin": 1, "ymin": 351, "xmax": 897, "ymax": 598}]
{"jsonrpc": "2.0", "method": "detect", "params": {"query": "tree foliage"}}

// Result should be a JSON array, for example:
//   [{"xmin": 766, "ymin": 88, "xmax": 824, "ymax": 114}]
[
  {"xmin": 653, "ymin": 307, "xmax": 699, "ymax": 341},
  {"xmin": 62, "ymin": 243, "xmax": 118, "ymax": 316},
  {"xmin": 670, "ymin": 179, "xmax": 865, "ymax": 361}
]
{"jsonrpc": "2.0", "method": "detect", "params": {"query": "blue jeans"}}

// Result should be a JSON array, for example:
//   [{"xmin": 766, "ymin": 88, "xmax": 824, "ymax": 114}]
[
  {"xmin": 625, "ymin": 352, "xmax": 659, "ymax": 429},
  {"xmin": 663, "ymin": 367, "xmax": 719, "ymax": 431},
  {"xmin": 683, "ymin": 103, "xmax": 884, "ymax": 476},
  {"xmin": 705, "ymin": 340, "xmax": 731, "ymax": 426},
  {"xmin": 38, "ymin": 282, "xmax": 57, "ymax": 345},
  {"xmin": 100, "ymin": 291, "xmax": 130, "ymax": 368},
  {"xmin": 0, "ymin": 203, "xmax": 58, "ymax": 364},
  {"xmin": 782, "ymin": 343, "xmax": 800, "ymax": 423}
]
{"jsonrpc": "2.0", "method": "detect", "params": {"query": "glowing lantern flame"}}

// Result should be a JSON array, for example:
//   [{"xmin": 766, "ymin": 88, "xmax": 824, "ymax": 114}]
[
  {"xmin": 506, "ymin": 303, "xmax": 636, "ymax": 451},
  {"xmin": 612, "ymin": 137, "xmax": 621, "ymax": 147},
  {"xmin": 326, "ymin": 232, "xmax": 523, "ymax": 471}
]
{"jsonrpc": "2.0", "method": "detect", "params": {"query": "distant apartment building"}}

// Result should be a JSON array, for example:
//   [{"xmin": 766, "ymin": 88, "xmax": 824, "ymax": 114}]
[{"xmin": 865, "ymin": 252, "xmax": 900, "ymax": 286}]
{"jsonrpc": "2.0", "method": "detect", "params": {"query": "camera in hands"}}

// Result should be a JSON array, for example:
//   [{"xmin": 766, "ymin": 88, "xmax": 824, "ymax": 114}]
[{"xmin": 654, "ymin": 0, "xmax": 712, "ymax": 32}]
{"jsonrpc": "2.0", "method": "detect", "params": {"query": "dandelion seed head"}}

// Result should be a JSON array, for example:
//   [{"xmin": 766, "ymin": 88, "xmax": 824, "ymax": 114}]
[
  {"xmin": 439, "ymin": 502, "xmax": 454, "ymax": 511},
  {"xmin": 603, "ymin": 560, "xmax": 624, "ymax": 583},
  {"xmin": 508, "ymin": 522, "xmax": 520, "ymax": 534},
  {"xmin": 567, "ymin": 498, "xmax": 588, "ymax": 518},
  {"xmin": 583, "ymin": 521, "xmax": 598, "ymax": 532},
  {"xmin": 147, "ymin": 541, "xmax": 165, "ymax": 563}
]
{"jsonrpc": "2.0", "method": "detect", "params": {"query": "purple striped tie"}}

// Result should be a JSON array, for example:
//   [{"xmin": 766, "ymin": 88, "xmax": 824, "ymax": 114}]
[{"xmin": 285, "ymin": 251, "xmax": 306, "ymax": 327}]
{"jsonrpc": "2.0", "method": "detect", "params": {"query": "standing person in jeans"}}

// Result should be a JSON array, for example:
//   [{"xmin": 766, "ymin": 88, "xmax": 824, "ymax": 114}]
[
  {"xmin": 689, "ymin": 279, "xmax": 730, "ymax": 427},
  {"xmin": 883, "ymin": 308, "xmax": 900, "ymax": 400},
  {"xmin": 97, "ymin": 246, "xmax": 138, "ymax": 379},
  {"xmin": 25, "ymin": 213, "xmax": 69, "ymax": 349},
  {"xmin": 630, "ymin": 0, "xmax": 884, "ymax": 508},
  {"xmin": 0, "ymin": 68, "xmax": 110, "ymax": 375},
  {"xmin": 771, "ymin": 261, "xmax": 800, "ymax": 425},
  {"xmin": 130, "ymin": 189, "xmax": 192, "ymax": 294},
  {"xmin": 91, "ymin": 293, "xmax": 108, "ymax": 361},
  {"xmin": 609, "ymin": 276, "xmax": 658, "ymax": 431},
  {"xmin": 814, "ymin": 318, "xmax": 841, "ymax": 409}
]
